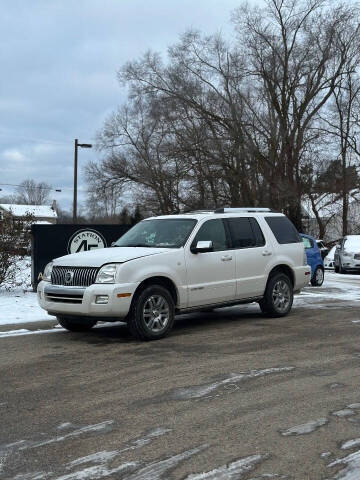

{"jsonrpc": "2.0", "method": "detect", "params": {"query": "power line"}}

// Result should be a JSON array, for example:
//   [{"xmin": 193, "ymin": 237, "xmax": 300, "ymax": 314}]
[{"xmin": 0, "ymin": 183, "xmax": 61, "ymax": 192}]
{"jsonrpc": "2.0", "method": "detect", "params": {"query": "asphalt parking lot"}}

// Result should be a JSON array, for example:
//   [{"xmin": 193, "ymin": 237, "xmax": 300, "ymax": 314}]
[{"xmin": 1, "ymin": 272, "xmax": 360, "ymax": 479}]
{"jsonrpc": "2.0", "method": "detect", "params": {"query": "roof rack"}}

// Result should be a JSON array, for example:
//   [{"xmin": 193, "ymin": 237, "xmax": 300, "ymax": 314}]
[{"xmin": 214, "ymin": 207, "xmax": 272, "ymax": 213}]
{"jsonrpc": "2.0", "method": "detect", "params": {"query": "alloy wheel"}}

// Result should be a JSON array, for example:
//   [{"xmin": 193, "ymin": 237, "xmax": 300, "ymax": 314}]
[
  {"xmin": 143, "ymin": 295, "xmax": 170, "ymax": 332},
  {"xmin": 272, "ymin": 280, "xmax": 291, "ymax": 313}
]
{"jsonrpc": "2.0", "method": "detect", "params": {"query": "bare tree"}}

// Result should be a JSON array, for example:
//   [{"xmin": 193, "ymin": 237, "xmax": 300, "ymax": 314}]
[
  {"xmin": 233, "ymin": 0, "xmax": 360, "ymax": 229},
  {"xmin": 318, "ymin": 72, "xmax": 360, "ymax": 235},
  {"xmin": 90, "ymin": 0, "xmax": 360, "ymax": 230},
  {"xmin": 16, "ymin": 179, "xmax": 52, "ymax": 205}
]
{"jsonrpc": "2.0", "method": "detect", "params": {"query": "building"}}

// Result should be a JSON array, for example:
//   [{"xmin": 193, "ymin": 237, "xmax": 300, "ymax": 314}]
[{"xmin": 0, "ymin": 201, "xmax": 58, "ymax": 225}]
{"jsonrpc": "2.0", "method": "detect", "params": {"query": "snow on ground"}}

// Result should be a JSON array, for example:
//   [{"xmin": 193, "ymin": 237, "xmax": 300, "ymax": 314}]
[{"xmin": 0, "ymin": 290, "xmax": 55, "ymax": 326}]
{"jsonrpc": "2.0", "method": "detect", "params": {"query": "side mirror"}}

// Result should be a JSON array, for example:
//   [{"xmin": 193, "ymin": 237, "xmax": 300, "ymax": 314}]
[{"xmin": 191, "ymin": 240, "xmax": 213, "ymax": 254}]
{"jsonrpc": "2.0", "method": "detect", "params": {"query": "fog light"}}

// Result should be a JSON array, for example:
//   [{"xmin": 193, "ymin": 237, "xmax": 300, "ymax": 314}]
[{"xmin": 95, "ymin": 295, "xmax": 109, "ymax": 304}]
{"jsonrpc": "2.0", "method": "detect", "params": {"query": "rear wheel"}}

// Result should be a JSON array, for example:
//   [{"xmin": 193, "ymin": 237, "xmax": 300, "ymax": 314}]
[
  {"xmin": 311, "ymin": 267, "xmax": 324, "ymax": 286},
  {"xmin": 127, "ymin": 285, "xmax": 175, "ymax": 340},
  {"xmin": 259, "ymin": 273, "xmax": 293, "ymax": 317},
  {"xmin": 57, "ymin": 316, "xmax": 97, "ymax": 332}
]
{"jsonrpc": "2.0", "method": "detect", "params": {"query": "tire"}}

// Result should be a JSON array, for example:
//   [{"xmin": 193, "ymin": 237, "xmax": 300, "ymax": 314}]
[
  {"xmin": 127, "ymin": 285, "xmax": 175, "ymax": 340},
  {"xmin": 339, "ymin": 261, "xmax": 346, "ymax": 274},
  {"xmin": 259, "ymin": 273, "xmax": 293, "ymax": 317},
  {"xmin": 311, "ymin": 267, "xmax": 324, "ymax": 287},
  {"xmin": 57, "ymin": 316, "xmax": 97, "ymax": 332}
]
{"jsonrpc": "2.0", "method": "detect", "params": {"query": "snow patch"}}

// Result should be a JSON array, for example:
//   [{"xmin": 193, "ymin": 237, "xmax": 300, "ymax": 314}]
[
  {"xmin": 184, "ymin": 454, "xmax": 269, "ymax": 479},
  {"xmin": 280, "ymin": 418, "xmax": 328, "ymax": 436},
  {"xmin": 0, "ymin": 328, "xmax": 64, "ymax": 338},
  {"xmin": 124, "ymin": 445, "xmax": 208, "ymax": 480},
  {"xmin": 1, "ymin": 421, "xmax": 114, "ymax": 457},
  {"xmin": 172, "ymin": 367, "xmax": 295, "ymax": 401},
  {"xmin": 56, "ymin": 462, "xmax": 138, "ymax": 480},
  {"xmin": 321, "ymin": 452, "xmax": 332, "ymax": 459},
  {"xmin": 0, "ymin": 290, "xmax": 54, "ymax": 326},
  {"xmin": 68, "ymin": 451, "xmax": 120, "ymax": 468},
  {"xmin": 126, "ymin": 428, "xmax": 172, "ymax": 450},
  {"xmin": 333, "ymin": 409, "xmax": 355, "ymax": 418},
  {"xmin": 342, "ymin": 439, "xmax": 360, "ymax": 450},
  {"xmin": 57, "ymin": 423, "xmax": 74, "ymax": 431},
  {"xmin": 328, "ymin": 449, "xmax": 360, "ymax": 479}
]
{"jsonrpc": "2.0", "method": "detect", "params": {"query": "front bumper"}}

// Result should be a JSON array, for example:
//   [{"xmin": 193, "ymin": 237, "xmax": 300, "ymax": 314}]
[
  {"xmin": 341, "ymin": 257, "xmax": 360, "ymax": 270},
  {"xmin": 37, "ymin": 281, "xmax": 139, "ymax": 319}
]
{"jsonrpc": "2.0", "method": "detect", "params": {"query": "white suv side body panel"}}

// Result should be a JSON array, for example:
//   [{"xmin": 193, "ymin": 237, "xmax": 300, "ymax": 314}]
[{"xmin": 184, "ymin": 249, "xmax": 236, "ymax": 307}]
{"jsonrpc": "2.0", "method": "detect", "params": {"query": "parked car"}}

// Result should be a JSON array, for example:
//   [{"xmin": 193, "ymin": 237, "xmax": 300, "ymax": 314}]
[
  {"xmin": 37, "ymin": 208, "xmax": 311, "ymax": 340},
  {"xmin": 300, "ymin": 234, "xmax": 325, "ymax": 286},
  {"xmin": 334, "ymin": 235, "xmax": 360, "ymax": 274},
  {"xmin": 316, "ymin": 239, "xmax": 329, "ymax": 260},
  {"xmin": 324, "ymin": 246, "xmax": 336, "ymax": 270}
]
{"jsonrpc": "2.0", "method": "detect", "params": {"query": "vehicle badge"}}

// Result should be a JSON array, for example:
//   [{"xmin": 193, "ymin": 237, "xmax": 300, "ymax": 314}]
[{"xmin": 64, "ymin": 271, "xmax": 74, "ymax": 284}]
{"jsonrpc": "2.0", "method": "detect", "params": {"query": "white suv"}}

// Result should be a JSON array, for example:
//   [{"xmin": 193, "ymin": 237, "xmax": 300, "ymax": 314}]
[{"xmin": 38, "ymin": 208, "xmax": 311, "ymax": 340}]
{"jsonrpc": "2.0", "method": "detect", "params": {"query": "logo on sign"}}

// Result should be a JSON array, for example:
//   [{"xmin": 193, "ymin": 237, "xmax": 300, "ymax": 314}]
[{"xmin": 67, "ymin": 229, "xmax": 107, "ymax": 254}]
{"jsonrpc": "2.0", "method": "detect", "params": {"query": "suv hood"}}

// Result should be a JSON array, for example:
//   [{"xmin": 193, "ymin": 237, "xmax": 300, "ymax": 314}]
[{"xmin": 53, "ymin": 246, "xmax": 172, "ymax": 267}]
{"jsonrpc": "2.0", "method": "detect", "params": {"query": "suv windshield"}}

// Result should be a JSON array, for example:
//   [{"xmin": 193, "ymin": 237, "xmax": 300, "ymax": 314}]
[{"xmin": 114, "ymin": 218, "xmax": 197, "ymax": 248}]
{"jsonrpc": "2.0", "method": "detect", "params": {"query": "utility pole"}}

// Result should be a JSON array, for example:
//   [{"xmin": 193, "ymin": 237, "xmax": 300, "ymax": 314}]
[{"xmin": 73, "ymin": 139, "xmax": 92, "ymax": 222}]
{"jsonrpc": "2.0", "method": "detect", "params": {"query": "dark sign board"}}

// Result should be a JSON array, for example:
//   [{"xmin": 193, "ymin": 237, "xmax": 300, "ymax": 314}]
[{"xmin": 31, "ymin": 224, "xmax": 131, "ymax": 290}]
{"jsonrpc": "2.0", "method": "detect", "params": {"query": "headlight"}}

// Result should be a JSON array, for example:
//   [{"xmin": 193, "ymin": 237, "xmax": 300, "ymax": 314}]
[
  {"xmin": 95, "ymin": 264, "xmax": 117, "ymax": 284},
  {"xmin": 42, "ymin": 262, "xmax": 53, "ymax": 282}
]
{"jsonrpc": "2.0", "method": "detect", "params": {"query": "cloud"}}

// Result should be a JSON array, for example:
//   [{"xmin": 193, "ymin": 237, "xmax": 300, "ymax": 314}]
[
  {"xmin": 0, "ymin": 0, "xmax": 242, "ymax": 211},
  {"xmin": 2, "ymin": 149, "xmax": 27, "ymax": 162}
]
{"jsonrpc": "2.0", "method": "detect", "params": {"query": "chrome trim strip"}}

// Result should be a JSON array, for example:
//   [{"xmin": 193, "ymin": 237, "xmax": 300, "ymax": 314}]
[{"xmin": 44, "ymin": 284, "xmax": 85, "ymax": 296}]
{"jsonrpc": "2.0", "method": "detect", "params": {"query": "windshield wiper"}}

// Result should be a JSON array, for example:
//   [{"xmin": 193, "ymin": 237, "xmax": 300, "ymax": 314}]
[{"xmin": 118, "ymin": 244, "xmax": 152, "ymax": 248}]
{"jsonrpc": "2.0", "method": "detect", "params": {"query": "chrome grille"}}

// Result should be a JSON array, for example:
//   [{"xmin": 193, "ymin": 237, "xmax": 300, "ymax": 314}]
[{"xmin": 51, "ymin": 266, "xmax": 99, "ymax": 287}]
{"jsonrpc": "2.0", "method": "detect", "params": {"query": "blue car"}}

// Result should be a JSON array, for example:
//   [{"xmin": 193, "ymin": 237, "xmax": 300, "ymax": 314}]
[{"xmin": 300, "ymin": 234, "xmax": 325, "ymax": 286}]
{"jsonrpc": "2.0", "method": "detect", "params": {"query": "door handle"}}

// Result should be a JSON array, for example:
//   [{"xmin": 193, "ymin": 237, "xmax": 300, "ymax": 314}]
[
  {"xmin": 221, "ymin": 255, "xmax": 233, "ymax": 261},
  {"xmin": 262, "ymin": 250, "xmax": 272, "ymax": 256}
]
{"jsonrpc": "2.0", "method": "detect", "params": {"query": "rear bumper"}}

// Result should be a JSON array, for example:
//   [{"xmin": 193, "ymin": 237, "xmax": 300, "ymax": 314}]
[
  {"xmin": 293, "ymin": 266, "xmax": 312, "ymax": 290},
  {"xmin": 37, "ymin": 280, "xmax": 139, "ymax": 319}
]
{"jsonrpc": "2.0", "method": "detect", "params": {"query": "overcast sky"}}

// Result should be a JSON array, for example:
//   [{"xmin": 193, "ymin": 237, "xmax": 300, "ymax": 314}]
[{"xmin": 0, "ymin": 0, "xmax": 246, "ymax": 213}]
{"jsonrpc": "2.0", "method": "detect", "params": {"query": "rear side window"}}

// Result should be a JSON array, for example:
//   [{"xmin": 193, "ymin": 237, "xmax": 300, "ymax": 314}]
[
  {"xmin": 265, "ymin": 216, "xmax": 301, "ymax": 244},
  {"xmin": 302, "ymin": 237, "xmax": 313, "ymax": 249},
  {"xmin": 227, "ymin": 217, "xmax": 265, "ymax": 248},
  {"xmin": 250, "ymin": 218, "xmax": 266, "ymax": 247}
]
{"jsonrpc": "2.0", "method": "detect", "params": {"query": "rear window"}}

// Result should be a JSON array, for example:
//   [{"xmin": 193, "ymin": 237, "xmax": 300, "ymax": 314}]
[
  {"xmin": 226, "ymin": 217, "xmax": 265, "ymax": 248},
  {"xmin": 302, "ymin": 237, "xmax": 313, "ymax": 249},
  {"xmin": 265, "ymin": 216, "xmax": 301, "ymax": 244}
]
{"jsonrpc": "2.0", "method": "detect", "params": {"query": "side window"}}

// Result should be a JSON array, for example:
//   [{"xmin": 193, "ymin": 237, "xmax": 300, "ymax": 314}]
[
  {"xmin": 191, "ymin": 219, "xmax": 229, "ymax": 252},
  {"xmin": 302, "ymin": 237, "xmax": 313, "ymax": 249},
  {"xmin": 227, "ymin": 217, "xmax": 257, "ymax": 249},
  {"xmin": 249, "ymin": 218, "xmax": 266, "ymax": 247},
  {"xmin": 265, "ymin": 216, "xmax": 301, "ymax": 244}
]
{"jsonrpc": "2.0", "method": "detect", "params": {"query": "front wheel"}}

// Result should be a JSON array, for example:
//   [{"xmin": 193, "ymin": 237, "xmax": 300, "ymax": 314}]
[
  {"xmin": 339, "ymin": 261, "xmax": 347, "ymax": 274},
  {"xmin": 259, "ymin": 273, "xmax": 293, "ymax": 317},
  {"xmin": 57, "ymin": 316, "xmax": 97, "ymax": 332},
  {"xmin": 311, "ymin": 267, "xmax": 324, "ymax": 286},
  {"xmin": 127, "ymin": 285, "xmax": 175, "ymax": 340}
]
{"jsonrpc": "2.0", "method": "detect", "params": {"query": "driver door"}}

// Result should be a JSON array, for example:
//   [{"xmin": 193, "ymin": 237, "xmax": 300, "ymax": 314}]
[{"xmin": 185, "ymin": 219, "xmax": 236, "ymax": 307}]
